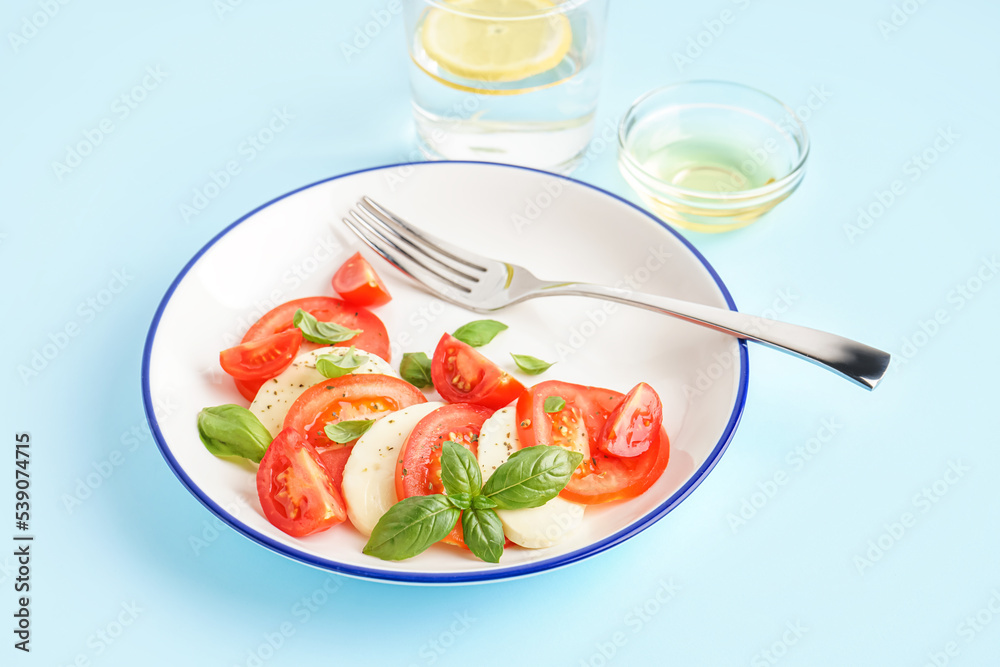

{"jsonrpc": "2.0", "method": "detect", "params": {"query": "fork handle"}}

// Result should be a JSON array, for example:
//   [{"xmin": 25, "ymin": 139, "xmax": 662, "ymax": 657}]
[{"xmin": 538, "ymin": 282, "xmax": 891, "ymax": 390}]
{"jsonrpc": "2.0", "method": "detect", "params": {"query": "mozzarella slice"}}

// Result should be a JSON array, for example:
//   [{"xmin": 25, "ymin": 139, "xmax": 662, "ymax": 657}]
[
  {"xmin": 477, "ymin": 407, "xmax": 585, "ymax": 549},
  {"xmin": 250, "ymin": 346, "xmax": 398, "ymax": 437},
  {"xmin": 342, "ymin": 402, "xmax": 444, "ymax": 536}
]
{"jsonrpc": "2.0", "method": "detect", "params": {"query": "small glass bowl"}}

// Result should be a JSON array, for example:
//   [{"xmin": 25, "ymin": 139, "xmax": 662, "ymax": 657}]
[{"xmin": 617, "ymin": 81, "xmax": 809, "ymax": 233}]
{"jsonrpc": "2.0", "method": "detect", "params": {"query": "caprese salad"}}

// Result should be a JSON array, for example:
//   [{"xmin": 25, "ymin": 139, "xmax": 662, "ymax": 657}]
[{"xmin": 197, "ymin": 252, "xmax": 671, "ymax": 563}]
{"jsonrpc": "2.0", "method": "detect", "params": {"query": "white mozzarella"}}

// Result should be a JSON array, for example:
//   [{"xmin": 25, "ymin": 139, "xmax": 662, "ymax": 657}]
[
  {"xmin": 496, "ymin": 500, "xmax": 585, "ymax": 549},
  {"xmin": 250, "ymin": 346, "xmax": 398, "ymax": 437},
  {"xmin": 342, "ymin": 402, "xmax": 444, "ymax": 537},
  {"xmin": 477, "ymin": 406, "xmax": 520, "ymax": 480},
  {"xmin": 477, "ymin": 407, "xmax": 585, "ymax": 549}
]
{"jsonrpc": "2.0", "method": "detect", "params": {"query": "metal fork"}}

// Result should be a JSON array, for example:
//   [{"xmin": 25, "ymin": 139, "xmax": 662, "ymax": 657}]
[{"xmin": 343, "ymin": 197, "xmax": 891, "ymax": 390}]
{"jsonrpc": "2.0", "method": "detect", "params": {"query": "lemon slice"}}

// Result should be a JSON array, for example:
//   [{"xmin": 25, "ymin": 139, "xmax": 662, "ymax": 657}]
[{"xmin": 421, "ymin": 0, "xmax": 572, "ymax": 83}]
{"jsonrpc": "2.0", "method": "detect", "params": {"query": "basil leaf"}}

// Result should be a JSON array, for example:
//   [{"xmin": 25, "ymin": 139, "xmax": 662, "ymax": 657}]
[
  {"xmin": 482, "ymin": 446, "xmax": 584, "ymax": 510},
  {"xmin": 471, "ymin": 495, "xmax": 498, "ymax": 510},
  {"xmin": 453, "ymin": 319, "xmax": 508, "ymax": 347},
  {"xmin": 197, "ymin": 405, "xmax": 272, "ymax": 463},
  {"xmin": 543, "ymin": 396, "xmax": 566, "ymax": 413},
  {"xmin": 323, "ymin": 419, "xmax": 375, "ymax": 444},
  {"xmin": 462, "ymin": 509, "xmax": 505, "ymax": 564},
  {"xmin": 363, "ymin": 495, "xmax": 460, "ymax": 561},
  {"xmin": 293, "ymin": 309, "xmax": 361, "ymax": 345},
  {"xmin": 399, "ymin": 352, "xmax": 433, "ymax": 388},
  {"xmin": 511, "ymin": 353, "xmax": 555, "ymax": 376},
  {"xmin": 440, "ymin": 440, "xmax": 482, "ymax": 497},
  {"xmin": 446, "ymin": 493, "xmax": 472, "ymax": 510},
  {"xmin": 315, "ymin": 346, "xmax": 368, "ymax": 379}
]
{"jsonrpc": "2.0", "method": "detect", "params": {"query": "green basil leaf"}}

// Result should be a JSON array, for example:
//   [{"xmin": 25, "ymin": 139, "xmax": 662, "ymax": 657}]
[
  {"xmin": 293, "ymin": 309, "xmax": 361, "ymax": 345},
  {"xmin": 446, "ymin": 493, "xmax": 472, "ymax": 510},
  {"xmin": 363, "ymin": 495, "xmax": 460, "ymax": 561},
  {"xmin": 399, "ymin": 352, "xmax": 433, "ymax": 388},
  {"xmin": 510, "ymin": 353, "xmax": 555, "ymax": 376},
  {"xmin": 471, "ymin": 495, "xmax": 498, "ymax": 510},
  {"xmin": 482, "ymin": 446, "xmax": 584, "ymax": 510},
  {"xmin": 462, "ymin": 509, "xmax": 505, "ymax": 564},
  {"xmin": 543, "ymin": 396, "xmax": 566, "ymax": 413},
  {"xmin": 440, "ymin": 440, "xmax": 482, "ymax": 497},
  {"xmin": 453, "ymin": 319, "xmax": 508, "ymax": 347},
  {"xmin": 197, "ymin": 405, "xmax": 272, "ymax": 463},
  {"xmin": 315, "ymin": 346, "xmax": 368, "ymax": 379},
  {"xmin": 323, "ymin": 419, "xmax": 375, "ymax": 444}
]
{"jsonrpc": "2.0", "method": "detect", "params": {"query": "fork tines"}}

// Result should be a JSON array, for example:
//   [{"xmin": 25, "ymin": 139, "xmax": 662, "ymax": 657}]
[{"xmin": 343, "ymin": 197, "xmax": 485, "ymax": 294}]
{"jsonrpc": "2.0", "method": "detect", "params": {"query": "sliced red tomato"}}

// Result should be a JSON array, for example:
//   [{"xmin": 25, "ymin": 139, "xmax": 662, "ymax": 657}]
[
  {"xmin": 515, "ymin": 380, "xmax": 622, "ymax": 452},
  {"xmin": 233, "ymin": 296, "xmax": 391, "ymax": 401},
  {"xmin": 220, "ymin": 329, "xmax": 303, "ymax": 381},
  {"xmin": 395, "ymin": 403, "xmax": 493, "ymax": 498},
  {"xmin": 431, "ymin": 333, "xmax": 526, "ymax": 410},
  {"xmin": 332, "ymin": 252, "xmax": 392, "ymax": 307},
  {"xmin": 256, "ymin": 427, "xmax": 346, "ymax": 537},
  {"xmin": 283, "ymin": 374, "xmax": 427, "ymax": 451},
  {"xmin": 234, "ymin": 377, "xmax": 264, "ymax": 402},
  {"xmin": 560, "ymin": 428, "xmax": 670, "ymax": 504},
  {"xmin": 241, "ymin": 296, "xmax": 391, "ymax": 361},
  {"xmin": 597, "ymin": 382, "xmax": 663, "ymax": 458},
  {"xmin": 395, "ymin": 403, "xmax": 494, "ymax": 548},
  {"xmin": 318, "ymin": 447, "xmax": 353, "ymax": 493},
  {"xmin": 516, "ymin": 380, "xmax": 669, "ymax": 505}
]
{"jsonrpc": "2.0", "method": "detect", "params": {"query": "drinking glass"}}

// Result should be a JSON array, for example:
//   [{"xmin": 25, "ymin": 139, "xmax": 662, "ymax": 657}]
[{"xmin": 403, "ymin": 0, "xmax": 608, "ymax": 173}]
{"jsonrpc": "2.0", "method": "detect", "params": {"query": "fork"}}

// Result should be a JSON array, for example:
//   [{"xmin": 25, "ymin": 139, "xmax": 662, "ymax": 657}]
[{"xmin": 343, "ymin": 197, "xmax": 891, "ymax": 390}]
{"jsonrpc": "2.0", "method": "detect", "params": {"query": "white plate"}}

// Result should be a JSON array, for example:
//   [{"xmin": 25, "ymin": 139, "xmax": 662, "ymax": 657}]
[{"xmin": 142, "ymin": 161, "xmax": 748, "ymax": 584}]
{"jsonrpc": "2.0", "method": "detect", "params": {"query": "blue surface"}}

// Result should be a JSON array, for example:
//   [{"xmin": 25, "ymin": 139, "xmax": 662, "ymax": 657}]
[{"xmin": 3, "ymin": 0, "xmax": 998, "ymax": 665}]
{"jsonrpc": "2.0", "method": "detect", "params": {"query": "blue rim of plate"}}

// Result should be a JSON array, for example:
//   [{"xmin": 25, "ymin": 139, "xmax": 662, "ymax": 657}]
[{"xmin": 141, "ymin": 160, "xmax": 749, "ymax": 584}]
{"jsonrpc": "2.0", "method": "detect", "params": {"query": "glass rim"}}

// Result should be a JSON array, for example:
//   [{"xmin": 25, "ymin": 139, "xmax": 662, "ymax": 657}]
[
  {"xmin": 617, "ymin": 80, "xmax": 811, "ymax": 202},
  {"xmin": 420, "ymin": 0, "xmax": 593, "ymax": 20}
]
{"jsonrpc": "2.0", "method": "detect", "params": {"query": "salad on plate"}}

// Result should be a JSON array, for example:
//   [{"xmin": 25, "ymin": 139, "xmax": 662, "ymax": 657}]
[{"xmin": 197, "ymin": 251, "xmax": 672, "ymax": 563}]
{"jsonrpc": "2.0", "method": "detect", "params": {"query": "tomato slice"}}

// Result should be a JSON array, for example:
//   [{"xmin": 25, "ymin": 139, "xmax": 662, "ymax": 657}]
[
  {"xmin": 516, "ymin": 380, "xmax": 670, "ymax": 505},
  {"xmin": 597, "ymin": 382, "xmax": 663, "ymax": 458},
  {"xmin": 431, "ymin": 333, "xmax": 526, "ymax": 410},
  {"xmin": 332, "ymin": 252, "xmax": 392, "ymax": 307},
  {"xmin": 234, "ymin": 296, "xmax": 391, "ymax": 401},
  {"xmin": 559, "ymin": 429, "xmax": 670, "ymax": 504},
  {"xmin": 235, "ymin": 377, "xmax": 265, "ymax": 402},
  {"xmin": 241, "ymin": 296, "xmax": 391, "ymax": 361},
  {"xmin": 283, "ymin": 374, "xmax": 427, "ymax": 451},
  {"xmin": 395, "ymin": 403, "xmax": 494, "ymax": 548},
  {"xmin": 220, "ymin": 329, "xmax": 303, "ymax": 381},
  {"xmin": 256, "ymin": 428, "xmax": 346, "ymax": 537},
  {"xmin": 515, "ymin": 380, "xmax": 621, "ymax": 452},
  {"xmin": 318, "ymin": 447, "xmax": 353, "ymax": 493}
]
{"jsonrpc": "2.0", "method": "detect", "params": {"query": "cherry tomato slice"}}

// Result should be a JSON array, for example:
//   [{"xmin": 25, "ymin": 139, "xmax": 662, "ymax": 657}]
[
  {"xmin": 597, "ymin": 382, "xmax": 663, "ymax": 458},
  {"xmin": 516, "ymin": 380, "xmax": 669, "ymax": 505},
  {"xmin": 283, "ymin": 374, "xmax": 427, "ymax": 451},
  {"xmin": 431, "ymin": 333, "xmax": 526, "ymax": 410},
  {"xmin": 220, "ymin": 329, "xmax": 303, "ymax": 381},
  {"xmin": 318, "ymin": 446, "xmax": 353, "ymax": 494},
  {"xmin": 559, "ymin": 428, "xmax": 670, "ymax": 505},
  {"xmin": 515, "ymin": 380, "xmax": 623, "ymax": 452},
  {"xmin": 241, "ymin": 296, "xmax": 391, "ymax": 362},
  {"xmin": 332, "ymin": 252, "xmax": 392, "ymax": 307},
  {"xmin": 234, "ymin": 296, "xmax": 391, "ymax": 401},
  {"xmin": 395, "ymin": 403, "xmax": 494, "ymax": 548},
  {"xmin": 256, "ymin": 428, "xmax": 346, "ymax": 537},
  {"xmin": 235, "ymin": 377, "xmax": 265, "ymax": 402}
]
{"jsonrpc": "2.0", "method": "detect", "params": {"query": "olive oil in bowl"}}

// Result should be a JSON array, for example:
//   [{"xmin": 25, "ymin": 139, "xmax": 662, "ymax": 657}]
[
  {"xmin": 618, "ymin": 82, "xmax": 809, "ymax": 233},
  {"xmin": 638, "ymin": 137, "xmax": 779, "ymax": 193}
]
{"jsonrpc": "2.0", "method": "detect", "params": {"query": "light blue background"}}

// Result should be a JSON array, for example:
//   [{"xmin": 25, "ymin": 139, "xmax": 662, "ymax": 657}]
[{"xmin": 3, "ymin": 0, "xmax": 999, "ymax": 665}]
